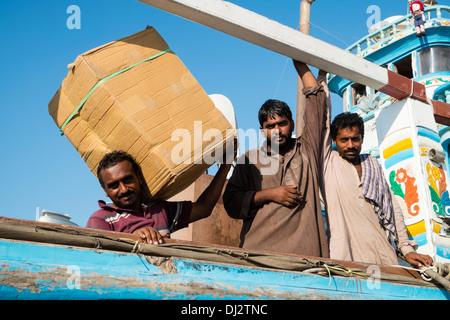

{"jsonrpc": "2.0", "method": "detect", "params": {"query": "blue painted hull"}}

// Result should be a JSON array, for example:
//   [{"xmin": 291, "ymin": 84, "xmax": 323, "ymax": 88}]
[{"xmin": 0, "ymin": 236, "xmax": 448, "ymax": 300}]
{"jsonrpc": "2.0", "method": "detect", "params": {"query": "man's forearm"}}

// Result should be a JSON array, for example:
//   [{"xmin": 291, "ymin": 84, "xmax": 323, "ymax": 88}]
[
  {"xmin": 293, "ymin": 60, "xmax": 319, "ymax": 88},
  {"xmin": 189, "ymin": 163, "xmax": 232, "ymax": 222},
  {"xmin": 251, "ymin": 189, "xmax": 273, "ymax": 209}
]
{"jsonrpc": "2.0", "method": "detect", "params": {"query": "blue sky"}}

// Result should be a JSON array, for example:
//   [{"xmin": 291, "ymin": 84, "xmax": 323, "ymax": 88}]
[{"xmin": 0, "ymin": 0, "xmax": 411, "ymax": 226}]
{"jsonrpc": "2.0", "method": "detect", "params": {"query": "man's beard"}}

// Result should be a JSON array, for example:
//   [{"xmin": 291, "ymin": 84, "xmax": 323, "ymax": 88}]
[{"xmin": 267, "ymin": 134, "xmax": 292, "ymax": 154}]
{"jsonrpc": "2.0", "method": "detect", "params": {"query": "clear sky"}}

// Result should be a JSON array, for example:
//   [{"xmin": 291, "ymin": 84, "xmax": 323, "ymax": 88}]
[{"xmin": 0, "ymin": 0, "xmax": 412, "ymax": 226}]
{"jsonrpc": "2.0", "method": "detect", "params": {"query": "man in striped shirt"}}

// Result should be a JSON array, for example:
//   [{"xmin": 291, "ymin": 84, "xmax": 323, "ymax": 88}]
[{"xmin": 86, "ymin": 150, "xmax": 234, "ymax": 245}]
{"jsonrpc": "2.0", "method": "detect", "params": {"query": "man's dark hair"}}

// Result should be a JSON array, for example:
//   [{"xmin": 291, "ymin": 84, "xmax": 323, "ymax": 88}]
[
  {"xmin": 330, "ymin": 112, "xmax": 365, "ymax": 140},
  {"xmin": 97, "ymin": 151, "xmax": 142, "ymax": 188},
  {"xmin": 258, "ymin": 99, "xmax": 293, "ymax": 126}
]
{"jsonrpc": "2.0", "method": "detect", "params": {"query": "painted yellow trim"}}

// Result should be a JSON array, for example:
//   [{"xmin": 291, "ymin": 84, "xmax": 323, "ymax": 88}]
[
  {"xmin": 432, "ymin": 220, "xmax": 442, "ymax": 234},
  {"xmin": 420, "ymin": 147, "xmax": 429, "ymax": 156},
  {"xmin": 406, "ymin": 220, "xmax": 426, "ymax": 237},
  {"xmin": 383, "ymin": 139, "xmax": 413, "ymax": 159}
]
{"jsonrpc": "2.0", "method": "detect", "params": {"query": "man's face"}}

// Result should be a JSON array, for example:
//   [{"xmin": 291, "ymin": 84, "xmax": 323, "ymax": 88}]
[
  {"xmin": 99, "ymin": 160, "xmax": 142, "ymax": 210},
  {"xmin": 333, "ymin": 126, "xmax": 363, "ymax": 163},
  {"xmin": 260, "ymin": 114, "xmax": 294, "ymax": 151}
]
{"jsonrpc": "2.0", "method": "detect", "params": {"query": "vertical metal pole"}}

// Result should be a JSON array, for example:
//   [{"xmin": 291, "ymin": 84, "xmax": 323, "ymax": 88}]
[{"xmin": 296, "ymin": 0, "xmax": 315, "ymax": 136}]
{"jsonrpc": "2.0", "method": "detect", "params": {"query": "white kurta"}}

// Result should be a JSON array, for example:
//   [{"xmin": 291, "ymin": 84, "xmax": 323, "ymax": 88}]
[{"xmin": 321, "ymin": 79, "xmax": 417, "ymax": 266}]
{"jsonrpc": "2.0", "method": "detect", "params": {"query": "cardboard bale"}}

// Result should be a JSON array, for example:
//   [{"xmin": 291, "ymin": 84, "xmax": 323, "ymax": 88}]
[{"xmin": 49, "ymin": 27, "xmax": 234, "ymax": 200}]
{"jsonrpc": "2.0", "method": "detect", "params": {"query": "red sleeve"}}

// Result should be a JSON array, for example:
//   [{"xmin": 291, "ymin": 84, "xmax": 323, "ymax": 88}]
[{"xmin": 86, "ymin": 212, "xmax": 112, "ymax": 230}]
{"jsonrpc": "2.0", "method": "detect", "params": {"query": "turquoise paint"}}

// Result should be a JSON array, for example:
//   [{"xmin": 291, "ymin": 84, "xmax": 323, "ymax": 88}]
[
  {"xmin": 433, "ymin": 81, "xmax": 450, "ymax": 100},
  {"xmin": 345, "ymin": 5, "xmax": 450, "ymax": 54},
  {"xmin": 0, "ymin": 239, "xmax": 448, "ymax": 300},
  {"xmin": 327, "ymin": 5, "xmax": 450, "ymax": 98},
  {"xmin": 384, "ymin": 149, "xmax": 415, "ymax": 169},
  {"xmin": 415, "ymin": 71, "xmax": 450, "ymax": 84},
  {"xmin": 417, "ymin": 126, "xmax": 441, "ymax": 143},
  {"xmin": 0, "ymin": 240, "xmax": 253, "ymax": 300},
  {"xmin": 409, "ymin": 233, "xmax": 428, "ymax": 247},
  {"xmin": 330, "ymin": 26, "xmax": 450, "ymax": 96},
  {"xmin": 365, "ymin": 29, "xmax": 449, "ymax": 67},
  {"xmin": 436, "ymin": 244, "xmax": 450, "ymax": 259}
]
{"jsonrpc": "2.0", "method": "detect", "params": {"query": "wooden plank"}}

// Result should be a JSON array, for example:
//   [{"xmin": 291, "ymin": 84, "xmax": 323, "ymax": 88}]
[
  {"xmin": 1, "ymin": 237, "xmax": 448, "ymax": 300},
  {"xmin": 432, "ymin": 100, "xmax": 450, "ymax": 127},
  {"xmin": 138, "ymin": 0, "xmax": 388, "ymax": 90},
  {"xmin": 0, "ymin": 216, "xmax": 426, "ymax": 280}
]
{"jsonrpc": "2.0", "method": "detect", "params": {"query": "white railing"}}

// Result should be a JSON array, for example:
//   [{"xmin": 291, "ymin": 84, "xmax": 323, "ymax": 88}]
[{"xmin": 346, "ymin": 5, "xmax": 450, "ymax": 55}]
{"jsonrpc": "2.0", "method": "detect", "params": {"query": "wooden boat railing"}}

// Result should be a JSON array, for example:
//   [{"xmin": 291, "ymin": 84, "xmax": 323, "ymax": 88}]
[{"xmin": 1, "ymin": 216, "xmax": 447, "ymax": 292}]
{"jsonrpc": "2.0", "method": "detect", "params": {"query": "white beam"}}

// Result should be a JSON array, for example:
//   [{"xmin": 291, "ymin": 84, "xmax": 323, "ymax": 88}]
[
  {"xmin": 138, "ymin": 0, "xmax": 450, "ymax": 126},
  {"xmin": 138, "ymin": 0, "xmax": 388, "ymax": 90}
]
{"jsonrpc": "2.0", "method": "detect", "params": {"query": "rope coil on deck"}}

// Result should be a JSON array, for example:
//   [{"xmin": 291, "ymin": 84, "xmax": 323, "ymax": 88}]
[
  {"xmin": 394, "ymin": 262, "xmax": 450, "ymax": 292},
  {"xmin": 419, "ymin": 263, "xmax": 450, "ymax": 292},
  {"xmin": 420, "ymin": 266, "xmax": 439, "ymax": 282}
]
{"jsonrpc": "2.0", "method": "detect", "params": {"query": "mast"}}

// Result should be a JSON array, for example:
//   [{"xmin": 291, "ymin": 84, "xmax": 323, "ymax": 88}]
[{"xmin": 296, "ymin": 0, "xmax": 315, "ymax": 136}]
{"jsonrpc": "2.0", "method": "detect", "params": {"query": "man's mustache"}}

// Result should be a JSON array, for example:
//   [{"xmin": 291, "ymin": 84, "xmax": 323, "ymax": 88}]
[
  {"xmin": 118, "ymin": 190, "xmax": 135, "ymax": 199},
  {"xmin": 271, "ymin": 133, "xmax": 287, "ymax": 140}
]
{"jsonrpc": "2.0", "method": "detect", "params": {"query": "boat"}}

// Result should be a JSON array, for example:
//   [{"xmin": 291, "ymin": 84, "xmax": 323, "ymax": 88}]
[
  {"xmin": 0, "ymin": 216, "xmax": 449, "ymax": 300},
  {"xmin": 1, "ymin": 0, "xmax": 450, "ymax": 301}
]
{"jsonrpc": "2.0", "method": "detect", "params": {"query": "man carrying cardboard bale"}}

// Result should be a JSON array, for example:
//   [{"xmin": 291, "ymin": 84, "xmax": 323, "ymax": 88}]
[
  {"xmin": 87, "ymin": 148, "xmax": 235, "ymax": 245},
  {"xmin": 48, "ymin": 27, "xmax": 238, "ymax": 244}
]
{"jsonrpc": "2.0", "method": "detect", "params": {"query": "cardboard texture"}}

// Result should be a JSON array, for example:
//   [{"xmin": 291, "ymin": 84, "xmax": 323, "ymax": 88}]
[{"xmin": 49, "ymin": 27, "xmax": 234, "ymax": 200}]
